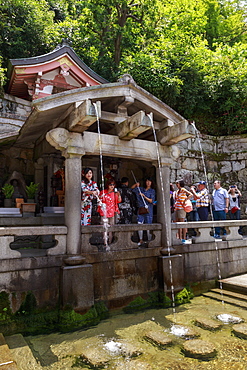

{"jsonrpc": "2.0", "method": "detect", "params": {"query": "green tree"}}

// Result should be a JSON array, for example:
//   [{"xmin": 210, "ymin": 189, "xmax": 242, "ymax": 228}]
[{"xmin": 0, "ymin": 0, "xmax": 55, "ymax": 69}]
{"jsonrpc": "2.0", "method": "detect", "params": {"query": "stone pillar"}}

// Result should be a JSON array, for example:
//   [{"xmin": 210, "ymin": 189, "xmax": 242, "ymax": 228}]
[
  {"xmin": 65, "ymin": 154, "xmax": 82, "ymax": 255},
  {"xmin": 156, "ymin": 165, "xmax": 172, "ymax": 249},
  {"xmin": 34, "ymin": 158, "xmax": 44, "ymax": 188},
  {"xmin": 46, "ymin": 128, "xmax": 85, "ymax": 255}
]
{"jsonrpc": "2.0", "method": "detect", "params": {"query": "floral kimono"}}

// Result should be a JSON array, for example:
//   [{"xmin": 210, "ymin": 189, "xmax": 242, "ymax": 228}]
[{"xmin": 81, "ymin": 180, "xmax": 99, "ymax": 225}]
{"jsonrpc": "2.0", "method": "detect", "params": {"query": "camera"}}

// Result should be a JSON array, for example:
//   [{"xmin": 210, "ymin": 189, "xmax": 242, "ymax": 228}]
[{"xmin": 230, "ymin": 185, "xmax": 236, "ymax": 188}]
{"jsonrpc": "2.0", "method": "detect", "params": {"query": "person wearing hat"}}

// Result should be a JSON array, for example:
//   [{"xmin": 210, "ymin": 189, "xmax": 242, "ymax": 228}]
[{"xmin": 190, "ymin": 181, "xmax": 209, "ymax": 221}]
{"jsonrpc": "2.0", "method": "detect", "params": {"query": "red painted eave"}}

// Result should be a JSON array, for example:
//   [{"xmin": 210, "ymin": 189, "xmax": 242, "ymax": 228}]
[{"xmin": 7, "ymin": 44, "xmax": 108, "ymax": 100}]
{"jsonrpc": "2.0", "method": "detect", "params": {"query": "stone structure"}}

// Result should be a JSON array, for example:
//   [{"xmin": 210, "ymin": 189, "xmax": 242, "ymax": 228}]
[
  {"xmin": 0, "ymin": 43, "xmax": 246, "ymax": 313},
  {"xmin": 172, "ymin": 134, "xmax": 247, "ymax": 215}
]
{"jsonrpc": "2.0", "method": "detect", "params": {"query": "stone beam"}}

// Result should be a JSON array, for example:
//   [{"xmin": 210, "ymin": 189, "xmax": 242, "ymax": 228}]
[
  {"xmin": 100, "ymin": 110, "xmax": 160, "ymax": 130},
  {"xmin": 81, "ymin": 131, "xmax": 177, "ymax": 165},
  {"xmin": 68, "ymin": 100, "xmax": 101, "ymax": 133},
  {"xmin": 117, "ymin": 111, "xmax": 152, "ymax": 140},
  {"xmin": 157, "ymin": 120, "xmax": 196, "ymax": 145},
  {"xmin": 46, "ymin": 128, "xmax": 85, "ymax": 158}
]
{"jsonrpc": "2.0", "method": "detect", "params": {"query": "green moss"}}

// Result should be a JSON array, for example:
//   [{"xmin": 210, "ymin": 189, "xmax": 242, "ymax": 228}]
[
  {"xmin": 163, "ymin": 294, "xmax": 172, "ymax": 308},
  {"xmin": 0, "ymin": 291, "xmax": 109, "ymax": 336},
  {"xmin": 123, "ymin": 292, "xmax": 173, "ymax": 313},
  {"xmin": 59, "ymin": 307, "xmax": 99, "ymax": 333},
  {"xmin": 0, "ymin": 291, "xmax": 12, "ymax": 322},
  {"xmin": 94, "ymin": 301, "xmax": 109, "ymax": 320},
  {"xmin": 175, "ymin": 288, "xmax": 194, "ymax": 306},
  {"xmin": 16, "ymin": 291, "xmax": 37, "ymax": 315},
  {"xmin": 123, "ymin": 296, "xmax": 149, "ymax": 313},
  {"xmin": 147, "ymin": 291, "xmax": 172, "ymax": 308}
]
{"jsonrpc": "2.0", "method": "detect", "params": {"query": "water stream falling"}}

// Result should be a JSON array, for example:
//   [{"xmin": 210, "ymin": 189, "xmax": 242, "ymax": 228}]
[
  {"xmin": 191, "ymin": 121, "xmax": 224, "ymax": 303},
  {"xmin": 147, "ymin": 113, "xmax": 176, "ymax": 317},
  {"xmin": 93, "ymin": 102, "xmax": 110, "ymax": 250}
]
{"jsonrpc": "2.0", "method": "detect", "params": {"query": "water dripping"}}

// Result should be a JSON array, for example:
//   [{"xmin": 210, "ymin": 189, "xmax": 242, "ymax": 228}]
[
  {"xmin": 147, "ymin": 113, "xmax": 176, "ymax": 317},
  {"xmin": 93, "ymin": 102, "xmax": 110, "ymax": 251},
  {"xmin": 191, "ymin": 121, "xmax": 224, "ymax": 304}
]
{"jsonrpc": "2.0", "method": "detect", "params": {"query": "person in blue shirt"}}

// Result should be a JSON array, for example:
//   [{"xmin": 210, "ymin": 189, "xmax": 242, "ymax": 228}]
[
  {"xmin": 132, "ymin": 178, "xmax": 156, "ymax": 246},
  {"xmin": 212, "ymin": 180, "xmax": 229, "ymax": 238}
]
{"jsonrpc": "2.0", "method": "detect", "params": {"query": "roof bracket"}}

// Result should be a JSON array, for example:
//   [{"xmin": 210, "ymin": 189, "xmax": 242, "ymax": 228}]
[
  {"xmin": 68, "ymin": 100, "xmax": 101, "ymax": 133},
  {"xmin": 117, "ymin": 110, "xmax": 152, "ymax": 140}
]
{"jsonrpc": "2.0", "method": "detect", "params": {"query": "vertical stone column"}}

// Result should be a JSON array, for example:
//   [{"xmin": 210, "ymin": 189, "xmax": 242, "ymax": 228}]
[
  {"xmin": 46, "ymin": 128, "xmax": 85, "ymax": 255},
  {"xmin": 64, "ymin": 154, "xmax": 82, "ymax": 255},
  {"xmin": 156, "ymin": 165, "xmax": 172, "ymax": 249},
  {"xmin": 34, "ymin": 158, "xmax": 44, "ymax": 188}
]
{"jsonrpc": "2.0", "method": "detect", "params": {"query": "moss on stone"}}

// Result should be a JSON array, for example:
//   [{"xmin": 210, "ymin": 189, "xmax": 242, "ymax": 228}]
[
  {"xmin": 0, "ymin": 291, "xmax": 12, "ymax": 320},
  {"xmin": 0, "ymin": 291, "xmax": 109, "ymax": 336},
  {"xmin": 123, "ymin": 292, "xmax": 172, "ymax": 313},
  {"xmin": 123, "ymin": 296, "xmax": 149, "ymax": 313},
  {"xmin": 175, "ymin": 288, "xmax": 194, "ymax": 305},
  {"xmin": 16, "ymin": 291, "xmax": 37, "ymax": 315}
]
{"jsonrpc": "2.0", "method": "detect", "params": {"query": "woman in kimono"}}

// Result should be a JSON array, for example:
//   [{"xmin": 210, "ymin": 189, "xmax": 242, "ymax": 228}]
[{"xmin": 81, "ymin": 167, "xmax": 99, "ymax": 225}]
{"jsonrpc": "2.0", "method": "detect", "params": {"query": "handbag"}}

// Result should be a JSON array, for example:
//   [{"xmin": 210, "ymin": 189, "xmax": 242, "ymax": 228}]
[
  {"xmin": 138, "ymin": 206, "xmax": 149, "ymax": 215},
  {"xmin": 231, "ymin": 206, "xmax": 239, "ymax": 214},
  {"xmin": 183, "ymin": 199, "xmax": 193, "ymax": 213}
]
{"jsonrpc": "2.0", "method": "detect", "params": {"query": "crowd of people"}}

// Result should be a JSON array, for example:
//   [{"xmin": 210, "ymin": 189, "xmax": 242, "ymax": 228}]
[
  {"xmin": 172, "ymin": 179, "xmax": 242, "ymax": 243},
  {"xmin": 80, "ymin": 167, "xmax": 243, "ymax": 247},
  {"xmin": 80, "ymin": 168, "xmax": 156, "ymax": 247}
]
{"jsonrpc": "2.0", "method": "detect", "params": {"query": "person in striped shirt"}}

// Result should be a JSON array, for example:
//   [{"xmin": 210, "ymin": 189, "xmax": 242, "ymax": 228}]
[
  {"xmin": 190, "ymin": 181, "xmax": 209, "ymax": 221},
  {"xmin": 174, "ymin": 179, "xmax": 193, "ymax": 242}
]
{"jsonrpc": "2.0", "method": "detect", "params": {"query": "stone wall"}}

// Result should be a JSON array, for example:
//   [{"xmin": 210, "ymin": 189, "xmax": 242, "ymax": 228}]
[
  {"xmin": 171, "ymin": 134, "xmax": 247, "ymax": 216},
  {"xmin": 175, "ymin": 239, "xmax": 247, "ymax": 284},
  {"xmin": 0, "ymin": 94, "xmax": 34, "ymax": 185},
  {"xmin": 0, "ymin": 94, "xmax": 31, "ymax": 136}
]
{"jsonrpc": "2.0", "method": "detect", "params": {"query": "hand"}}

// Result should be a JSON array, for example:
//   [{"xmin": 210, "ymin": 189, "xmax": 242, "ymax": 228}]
[{"xmin": 225, "ymin": 207, "xmax": 229, "ymax": 213}]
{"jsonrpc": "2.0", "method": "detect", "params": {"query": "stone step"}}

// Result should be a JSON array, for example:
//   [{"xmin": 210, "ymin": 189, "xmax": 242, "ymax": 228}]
[
  {"xmin": 211, "ymin": 288, "xmax": 247, "ymax": 302},
  {"xmin": 0, "ymin": 333, "xmax": 18, "ymax": 369},
  {"xmin": 219, "ymin": 274, "xmax": 247, "ymax": 295},
  {"xmin": 219, "ymin": 282, "xmax": 247, "ymax": 295},
  {"xmin": 202, "ymin": 291, "xmax": 247, "ymax": 309},
  {"xmin": 5, "ymin": 333, "xmax": 42, "ymax": 370}
]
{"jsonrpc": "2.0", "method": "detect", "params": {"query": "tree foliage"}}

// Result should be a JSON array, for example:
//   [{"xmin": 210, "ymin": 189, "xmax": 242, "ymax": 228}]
[{"xmin": 0, "ymin": 0, "xmax": 246, "ymax": 136}]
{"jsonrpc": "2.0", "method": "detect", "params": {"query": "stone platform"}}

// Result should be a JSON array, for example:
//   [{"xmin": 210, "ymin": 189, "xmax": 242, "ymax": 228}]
[{"xmin": 219, "ymin": 274, "xmax": 247, "ymax": 294}]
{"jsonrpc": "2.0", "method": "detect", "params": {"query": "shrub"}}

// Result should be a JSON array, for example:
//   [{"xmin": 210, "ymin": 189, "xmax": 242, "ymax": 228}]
[
  {"xmin": 26, "ymin": 182, "xmax": 39, "ymax": 198},
  {"xmin": 2, "ymin": 184, "xmax": 14, "ymax": 199}
]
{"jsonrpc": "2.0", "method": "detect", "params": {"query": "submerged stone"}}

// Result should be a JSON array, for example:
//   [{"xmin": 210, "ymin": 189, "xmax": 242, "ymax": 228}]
[
  {"xmin": 216, "ymin": 313, "xmax": 243, "ymax": 324},
  {"xmin": 144, "ymin": 330, "xmax": 172, "ymax": 348},
  {"xmin": 119, "ymin": 341, "xmax": 142, "ymax": 357},
  {"xmin": 79, "ymin": 337, "xmax": 112, "ymax": 368},
  {"xmin": 182, "ymin": 339, "xmax": 217, "ymax": 360},
  {"xmin": 195, "ymin": 317, "xmax": 223, "ymax": 331},
  {"xmin": 115, "ymin": 360, "xmax": 153, "ymax": 370},
  {"xmin": 232, "ymin": 323, "xmax": 247, "ymax": 339},
  {"xmin": 170, "ymin": 324, "xmax": 200, "ymax": 339}
]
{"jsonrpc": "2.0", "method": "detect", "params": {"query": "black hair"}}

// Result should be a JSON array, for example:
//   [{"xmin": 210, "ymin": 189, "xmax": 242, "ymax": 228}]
[
  {"xmin": 121, "ymin": 177, "xmax": 129, "ymax": 183},
  {"xmin": 170, "ymin": 183, "xmax": 174, "ymax": 192},
  {"xmin": 82, "ymin": 167, "xmax": 93, "ymax": 184},
  {"xmin": 176, "ymin": 179, "xmax": 184, "ymax": 187},
  {"xmin": 145, "ymin": 177, "xmax": 155, "ymax": 189}
]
